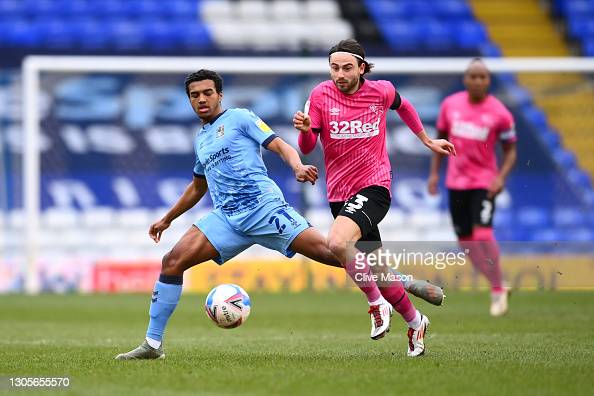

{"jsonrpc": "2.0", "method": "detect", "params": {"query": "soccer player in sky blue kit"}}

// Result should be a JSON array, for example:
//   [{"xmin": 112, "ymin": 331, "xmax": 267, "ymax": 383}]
[{"xmin": 115, "ymin": 69, "xmax": 441, "ymax": 360}]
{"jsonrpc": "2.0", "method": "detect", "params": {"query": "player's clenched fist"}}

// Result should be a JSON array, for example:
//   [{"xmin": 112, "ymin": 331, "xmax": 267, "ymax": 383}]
[
  {"xmin": 148, "ymin": 218, "xmax": 171, "ymax": 243},
  {"xmin": 294, "ymin": 164, "xmax": 318, "ymax": 185},
  {"xmin": 293, "ymin": 111, "xmax": 311, "ymax": 133}
]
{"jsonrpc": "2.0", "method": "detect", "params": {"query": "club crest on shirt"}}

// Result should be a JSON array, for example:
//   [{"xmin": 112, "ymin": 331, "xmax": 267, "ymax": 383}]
[
  {"xmin": 369, "ymin": 104, "xmax": 384, "ymax": 116},
  {"xmin": 329, "ymin": 107, "xmax": 340, "ymax": 116},
  {"xmin": 216, "ymin": 125, "xmax": 225, "ymax": 138}
]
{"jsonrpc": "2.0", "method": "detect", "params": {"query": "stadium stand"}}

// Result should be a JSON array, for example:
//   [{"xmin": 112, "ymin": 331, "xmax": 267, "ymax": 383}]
[
  {"xmin": 363, "ymin": 0, "xmax": 488, "ymax": 55},
  {"xmin": 1, "ymin": 1, "xmax": 594, "ymax": 291}
]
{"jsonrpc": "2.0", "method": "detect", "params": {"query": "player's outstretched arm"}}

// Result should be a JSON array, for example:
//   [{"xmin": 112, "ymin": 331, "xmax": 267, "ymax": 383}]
[
  {"xmin": 148, "ymin": 176, "xmax": 208, "ymax": 242},
  {"xmin": 266, "ymin": 137, "xmax": 318, "ymax": 185},
  {"xmin": 394, "ymin": 96, "xmax": 456, "ymax": 156}
]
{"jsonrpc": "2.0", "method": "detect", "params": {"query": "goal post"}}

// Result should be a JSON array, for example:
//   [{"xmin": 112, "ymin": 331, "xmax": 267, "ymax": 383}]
[{"xmin": 21, "ymin": 56, "xmax": 594, "ymax": 294}]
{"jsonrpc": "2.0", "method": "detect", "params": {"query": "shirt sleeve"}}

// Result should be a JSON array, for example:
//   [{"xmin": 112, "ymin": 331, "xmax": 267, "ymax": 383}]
[
  {"xmin": 193, "ymin": 156, "xmax": 205, "ymax": 178},
  {"xmin": 379, "ymin": 80, "xmax": 397, "ymax": 110},
  {"xmin": 498, "ymin": 107, "xmax": 517, "ymax": 143},
  {"xmin": 390, "ymin": 90, "xmax": 402, "ymax": 110},
  {"xmin": 241, "ymin": 110, "xmax": 278, "ymax": 147},
  {"xmin": 307, "ymin": 91, "xmax": 323, "ymax": 133},
  {"xmin": 436, "ymin": 99, "xmax": 449, "ymax": 134}
]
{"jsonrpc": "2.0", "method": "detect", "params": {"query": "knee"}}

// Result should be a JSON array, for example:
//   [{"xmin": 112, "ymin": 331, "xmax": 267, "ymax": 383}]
[{"xmin": 161, "ymin": 251, "xmax": 184, "ymax": 276}]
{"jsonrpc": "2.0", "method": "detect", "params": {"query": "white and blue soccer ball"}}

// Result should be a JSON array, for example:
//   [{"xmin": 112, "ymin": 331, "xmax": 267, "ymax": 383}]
[{"xmin": 205, "ymin": 284, "xmax": 251, "ymax": 329}]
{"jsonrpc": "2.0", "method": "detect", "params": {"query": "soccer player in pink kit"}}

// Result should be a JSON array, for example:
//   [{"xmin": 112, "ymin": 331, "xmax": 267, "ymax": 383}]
[
  {"xmin": 293, "ymin": 39, "xmax": 456, "ymax": 356},
  {"xmin": 428, "ymin": 59, "xmax": 517, "ymax": 316}
]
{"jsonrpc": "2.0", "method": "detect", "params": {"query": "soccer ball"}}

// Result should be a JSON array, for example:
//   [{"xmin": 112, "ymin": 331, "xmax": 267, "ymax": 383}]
[{"xmin": 204, "ymin": 284, "xmax": 251, "ymax": 329}]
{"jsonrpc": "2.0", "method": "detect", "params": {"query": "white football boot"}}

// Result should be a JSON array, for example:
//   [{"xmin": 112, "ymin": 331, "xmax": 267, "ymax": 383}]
[
  {"xmin": 407, "ymin": 313, "xmax": 430, "ymax": 357},
  {"xmin": 368, "ymin": 301, "xmax": 393, "ymax": 340},
  {"xmin": 490, "ymin": 289, "xmax": 509, "ymax": 317}
]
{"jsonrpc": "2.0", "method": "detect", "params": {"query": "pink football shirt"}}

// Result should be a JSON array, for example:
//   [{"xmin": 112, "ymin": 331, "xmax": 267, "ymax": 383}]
[
  {"xmin": 437, "ymin": 91, "xmax": 516, "ymax": 190},
  {"xmin": 307, "ymin": 79, "xmax": 396, "ymax": 201}
]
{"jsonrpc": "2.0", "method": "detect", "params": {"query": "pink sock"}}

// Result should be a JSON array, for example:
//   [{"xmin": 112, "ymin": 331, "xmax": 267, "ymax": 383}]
[
  {"xmin": 343, "ymin": 254, "xmax": 382, "ymax": 304},
  {"xmin": 460, "ymin": 228, "xmax": 503, "ymax": 292},
  {"xmin": 379, "ymin": 283, "xmax": 417, "ymax": 322}
]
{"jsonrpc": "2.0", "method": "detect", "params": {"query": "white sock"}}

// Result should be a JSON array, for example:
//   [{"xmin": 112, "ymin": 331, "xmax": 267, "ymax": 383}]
[
  {"xmin": 407, "ymin": 310, "xmax": 422, "ymax": 329},
  {"xmin": 368, "ymin": 296, "xmax": 386, "ymax": 306},
  {"xmin": 146, "ymin": 337, "xmax": 161, "ymax": 349}
]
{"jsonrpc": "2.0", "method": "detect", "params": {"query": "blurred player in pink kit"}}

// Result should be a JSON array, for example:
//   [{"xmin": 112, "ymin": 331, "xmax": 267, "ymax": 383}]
[
  {"xmin": 294, "ymin": 39, "xmax": 456, "ymax": 356},
  {"xmin": 428, "ymin": 59, "xmax": 517, "ymax": 316}
]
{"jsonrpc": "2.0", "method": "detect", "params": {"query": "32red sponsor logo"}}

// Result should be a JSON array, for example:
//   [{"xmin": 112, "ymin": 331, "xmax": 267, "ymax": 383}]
[{"xmin": 329, "ymin": 118, "xmax": 380, "ymax": 139}]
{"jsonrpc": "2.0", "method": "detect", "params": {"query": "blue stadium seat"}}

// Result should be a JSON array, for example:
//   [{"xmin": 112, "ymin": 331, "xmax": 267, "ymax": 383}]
[
  {"xmin": 553, "ymin": 207, "xmax": 588, "ymax": 227},
  {"xmin": 364, "ymin": 0, "xmax": 406, "ymax": 19},
  {"xmin": 585, "ymin": 191, "xmax": 594, "ymax": 208},
  {"xmin": 37, "ymin": 20, "xmax": 76, "ymax": 49},
  {"xmin": 582, "ymin": 36, "xmax": 594, "ymax": 56},
  {"xmin": 423, "ymin": 20, "xmax": 455, "ymax": 51},
  {"xmin": 454, "ymin": 21, "xmax": 489, "ymax": 49},
  {"xmin": 72, "ymin": 19, "xmax": 112, "ymax": 50},
  {"xmin": 524, "ymin": 106, "xmax": 549, "ymax": 129},
  {"xmin": 494, "ymin": 209, "xmax": 512, "ymax": 227},
  {"xmin": 23, "ymin": 0, "xmax": 62, "ymax": 16},
  {"xmin": 567, "ymin": 17, "xmax": 594, "ymax": 39},
  {"xmin": 540, "ymin": 129, "xmax": 562, "ymax": 151},
  {"xmin": 164, "ymin": 0, "xmax": 198, "ymax": 20},
  {"xmin": 498, "ymin": 87, "xmax": 532, "ymax": 108},
  {"xmin": 0, "ymin": 0, "xmax": 26, "ymax": 17},
  {"xmin": 434, "ymin": 0, "xmax": 473, "ymax": 18},
  {"xmin": 509, "ymin": 228, "xmax": 530, "ymax": 242},
  {"xmin": 145, "ymin": 20, "xmax": 181, "ymax": 51},
  {"xmin": 128, "ymin": 0, "xmax": 161, "ymax": 18},
  {"xmin": 517, "ymin": 207, "xmax": 552, "ymax": 228},
  {"xmin": 57, "ymin": 0, "xmax": 91, "ymax": 16},
  {"xmin": 91, "ymin": 0, "xmax": 127, "ymax": 17},
  {"xmin": 406, "ymin": 2, "xmax": 436, "ymax": 18},
  {"xmin": 497, "ymin": 72, "xmax": 518, "ymax": 87},
  {"xmin": 527, "ymin": 227, "xmax": 594, "ymax": 242},
  {"xmin": 0, "ymin": 19, "xmax": 41, "ymax": 47},
  {"xmin": 565, "ymin": 0, "xmax": 592, "ymax": 16},
  {"xmin": 377, "ymin": 21, "xmax": 422, "ymax": 52},
  {"xmin": 529, "ymin": 228, "xmax": 560, "ymax": 242},
  {"xmin": 565, "ymin": 227, "xmax": 594, "ymax": 242},
  {"xmin": 568, "ymin": 168, "xmax": 593, "ymax": 190},
  {"xmin": 480, "ymin": 42, "xmax": 502, "ymax": 57},
  {"xmin": 180, "ymin": 23, "xmax": 213, "ymax": 51},
  {"xmin": 505, "ymin": 86, "xmax": 532, "ymax": 108},
  {"xmin": 108, "ymin": 21, "xmax": 146, "ymax": 51},
  {"xmin": 552, "ymin": 148, "xmax": 578, "ymax": 170}
]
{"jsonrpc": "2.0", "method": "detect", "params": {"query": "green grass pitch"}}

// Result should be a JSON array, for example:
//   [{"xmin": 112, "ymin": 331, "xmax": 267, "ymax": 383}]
[{"xmin": 1, "ymin": 291, "xmax": 593, "ymax": 395}]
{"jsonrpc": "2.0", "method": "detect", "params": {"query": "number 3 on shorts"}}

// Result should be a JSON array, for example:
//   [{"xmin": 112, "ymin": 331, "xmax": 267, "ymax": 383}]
[{"xmin": 344, "ymin": 194, "xmax": 369, "ymax": 215}]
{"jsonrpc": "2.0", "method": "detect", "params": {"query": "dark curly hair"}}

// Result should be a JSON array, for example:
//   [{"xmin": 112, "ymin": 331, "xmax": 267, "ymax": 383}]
[
  {"xmin": 184, "ymin": 69, "xmax": 223, "ymax": 96},
  {"xmin": 328, "ymin": 39, "xmax": 374, "ymax": 75}
]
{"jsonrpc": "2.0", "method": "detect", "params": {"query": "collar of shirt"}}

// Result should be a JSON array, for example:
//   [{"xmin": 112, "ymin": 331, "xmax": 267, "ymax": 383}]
[{"xmin": 203, "ymin": 109, "xmax": 227, "ymax": 128}]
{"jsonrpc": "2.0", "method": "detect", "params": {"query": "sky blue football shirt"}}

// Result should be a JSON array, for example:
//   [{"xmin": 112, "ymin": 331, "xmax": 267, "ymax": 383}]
[{"xmin": 193, "ymin": 108, "xmax": 284, "ymax": 216}]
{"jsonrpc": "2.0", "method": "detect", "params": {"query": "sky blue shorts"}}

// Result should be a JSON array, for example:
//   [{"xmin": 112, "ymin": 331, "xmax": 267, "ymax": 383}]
[{"xmin": 195, "ymin": 200, "xmax": 310, "ymax": 264}]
